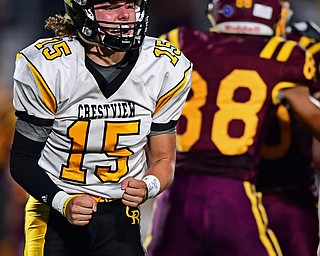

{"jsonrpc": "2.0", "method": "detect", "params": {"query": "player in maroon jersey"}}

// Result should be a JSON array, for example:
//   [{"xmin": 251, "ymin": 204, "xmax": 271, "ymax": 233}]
[
  {"xmin": 257, "ymin": 7, "xmax": 320, "ymax": 255},
  {"xmin": 145, "ymin": 1, "xmax": 320, "ymax": 255},
  {"xmin": 258, "ymin": 17, "xmax": 320, "ymax": 256}
]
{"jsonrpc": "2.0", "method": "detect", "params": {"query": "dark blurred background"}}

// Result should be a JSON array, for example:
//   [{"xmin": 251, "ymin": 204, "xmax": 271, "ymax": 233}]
[
  {"xmin": 0, "ymin": 1, "xmax": 319, "ymax": 255},
  {"xmin": 0, "ymin": 0, "xmax": 319, "ymax": 86}
]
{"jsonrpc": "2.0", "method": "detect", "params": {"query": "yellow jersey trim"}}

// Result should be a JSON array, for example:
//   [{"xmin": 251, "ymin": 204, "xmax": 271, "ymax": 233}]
[
  {"xmin": 27, "ymin": 60, "xmax": 57, "ymax": 114},
  {"xmin": 153, "ymin": 65, "xmax": 192, "ymax": 117}
]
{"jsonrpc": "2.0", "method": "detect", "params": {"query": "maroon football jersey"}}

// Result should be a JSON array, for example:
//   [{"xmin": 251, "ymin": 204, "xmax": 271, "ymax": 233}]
[
  {"xmin": 258, "ymin": 25, "xmax": 320, "ymax": 191},
  {"xmin": 162, "ymin": 27, "xmax": 316, "ymax": 181},
  {"xmin": 258, "ymin": 106, "xmax": 315, "ymax": 190},
  {"xmin": 286, "ymin": 24, "xmax": 320, "ymax": 92}
]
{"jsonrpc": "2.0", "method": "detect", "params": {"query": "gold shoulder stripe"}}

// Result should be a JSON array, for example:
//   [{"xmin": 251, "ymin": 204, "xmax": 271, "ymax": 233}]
[
  {"xmin": 307, "ymin": 42, "xmax": 320, "ymax": 56},
  {"xmin": 167, "ymin": 28, "xmax": 180, "ymax": 49},
  {"xmin": 277, "ymin": 40, "xmax": 296, "ymax": 62},
  {"xmin": 298, "ymin": 36, "xmax": 314, "ymax": 48},
  {"xmin": 260, "ymin": 37, "xmax": 299, "ymax": 62},
  {"xmin": 260, "ymin": 37, "xmax": 284, "ymax": 59},
  {"xmin": 153, "ymin": 64, "xmax": 192, "ymax": 117},
  {"xmin": 27, "ymin": 61, "xmax": 57, "ymax": 114}
]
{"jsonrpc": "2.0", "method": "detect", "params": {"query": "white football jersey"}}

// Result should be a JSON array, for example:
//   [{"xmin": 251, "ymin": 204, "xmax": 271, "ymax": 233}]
[{"xmin": 13, "ymin": 36, "xmax": 192, "ymax": 199}]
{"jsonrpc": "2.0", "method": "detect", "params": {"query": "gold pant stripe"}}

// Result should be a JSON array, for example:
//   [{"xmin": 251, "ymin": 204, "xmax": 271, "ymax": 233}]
[{"xmin": 24, "ymin": 196, "xmax": 50, "ymax": 256}]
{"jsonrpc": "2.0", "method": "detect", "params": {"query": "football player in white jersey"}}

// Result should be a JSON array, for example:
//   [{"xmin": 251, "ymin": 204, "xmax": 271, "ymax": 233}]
[{"xmin": 9, "ymin": 0, "xmax": 192, "ymax": 255}]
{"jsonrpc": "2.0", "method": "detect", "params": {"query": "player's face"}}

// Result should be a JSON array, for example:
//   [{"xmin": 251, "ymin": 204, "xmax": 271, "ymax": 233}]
[
  {"xmin": 94, "ymin": 0, "xmax": 136, "ymax": 25},
  {"xmin": 94, "ymin": 0, "xmax": 136, "ymax": 37}
]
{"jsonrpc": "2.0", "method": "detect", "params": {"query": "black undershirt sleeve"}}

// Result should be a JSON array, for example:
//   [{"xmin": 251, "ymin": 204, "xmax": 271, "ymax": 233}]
[{"xmin": 10, "ymin": 130, "xmax": 62, "ymax": 206}]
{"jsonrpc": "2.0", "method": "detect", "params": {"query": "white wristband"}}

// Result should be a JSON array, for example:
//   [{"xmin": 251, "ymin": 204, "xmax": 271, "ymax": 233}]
[
  {"xmin": 142, "ymin": 175, "xmax": 161, "ymax": 199},
  {"xmin": 52, "ymin": 191, "xmax": 72, "ymax": 216},
  {"xmin": 309, "ymin": 95, "xmax": 320, "ymax": 108}
]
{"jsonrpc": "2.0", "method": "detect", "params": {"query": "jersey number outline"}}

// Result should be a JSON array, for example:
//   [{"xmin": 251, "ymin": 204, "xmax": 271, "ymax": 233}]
[
  {"xmin": 35, "ymin": 38, "xmax": 72, "ymax": 60},
  {"xmin": 61, "ymin": 120, "xmax": 140, "ymax": 183},
  {"xmin": 154, "ymin": 40, "xmax": 181, "ymax": 66}
]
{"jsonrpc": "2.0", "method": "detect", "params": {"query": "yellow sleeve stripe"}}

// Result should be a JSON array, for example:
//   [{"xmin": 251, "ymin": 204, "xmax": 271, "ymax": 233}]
[
  {"xmin": 167, "ymin": 28, "xmax": 180, "ymax": 49},
  {"xmin": 260, "ymin": 37, "xmax": 299, "ymax": 62},
  {"xmin": 272, "ymin": 81, "xmax": 297, "ymax": 104},
  {"xmin": 298, "ymin": 36, "xmax": 314, "ymax": 48},
  {"xmin": 307, "ymin": 42, "xmax": 320, "ymax": 56},
  {"xmin": 27, "ymin": 61, "xmax": 57, "ymax": 114},
  {"xmin": 277, "ymin": 40, "xmax": 296, "ymax": 62},
  {"xmin": 260, "ymin": 37, "xmax": 284, "ymax": 59},
  {"xmin": 298, "ymin": 37, "xmax": 320, "ymax": 56},
  {"xmin": 153, "ymin": 65, "xmax": 192, "ymax": 117}
]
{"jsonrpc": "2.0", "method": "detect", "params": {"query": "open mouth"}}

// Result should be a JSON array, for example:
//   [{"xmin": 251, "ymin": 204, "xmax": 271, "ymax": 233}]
[{"xmin": 101, "ymin": 23, "xmax": 134, "ymax": 37}]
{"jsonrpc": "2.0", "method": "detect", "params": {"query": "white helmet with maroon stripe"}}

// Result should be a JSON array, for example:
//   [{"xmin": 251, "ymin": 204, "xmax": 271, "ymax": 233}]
[{"xmin": 207, "ymin": 0, "xmax": 284, "ymax": 36}]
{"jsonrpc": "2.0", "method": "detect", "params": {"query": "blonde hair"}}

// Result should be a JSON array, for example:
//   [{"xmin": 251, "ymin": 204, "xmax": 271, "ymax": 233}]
[{"xmin": 45, "ymin": 13, "xmax": 75, "ymax": 37}]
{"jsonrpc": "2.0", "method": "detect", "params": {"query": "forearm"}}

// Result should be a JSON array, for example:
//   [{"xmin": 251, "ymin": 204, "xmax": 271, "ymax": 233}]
[
  {"xmin": 144, "ymin": 156, "xmax": 175, "ymax": 194},
  {"xmin": 144, "ymin": 133, "xmax": 176, "ymax": 196},
  {"xmin": 282, "ymin": 87, "xmax": 320, "ymax": 141},
  {"xmin": 10, "ymin": 130, "xmax": 62, "ymax": 206}
]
